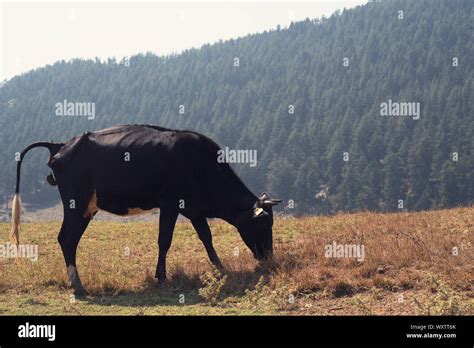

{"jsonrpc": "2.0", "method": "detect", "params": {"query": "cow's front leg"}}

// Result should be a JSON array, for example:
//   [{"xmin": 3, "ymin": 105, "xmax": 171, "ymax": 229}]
[
  {"xmin": 155, "ymin": 208, "xmax": 179, "ymax": 281},
  {"xmin": 58, "ymin": 213, "xmax": 90, "ymax": 297},
  {"xmin": 191, "ymin": 217, "xmax": 223, "ymax": 269}
]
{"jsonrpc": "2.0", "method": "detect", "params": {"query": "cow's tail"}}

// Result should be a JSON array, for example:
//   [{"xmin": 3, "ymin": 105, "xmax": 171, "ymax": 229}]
[
  {"xmin": 10, "ymin": 142, "xmax": 63, "ymax": 246},
  {"xmin": 10, "ymin": 194, "xmax": 21, "ymax": 246}
]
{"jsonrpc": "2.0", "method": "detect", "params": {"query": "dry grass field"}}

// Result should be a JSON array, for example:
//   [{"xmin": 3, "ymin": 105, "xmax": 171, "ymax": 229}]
[{"xmin": 0, "ymin": 207, "xmax": 472, "ymax": 315}]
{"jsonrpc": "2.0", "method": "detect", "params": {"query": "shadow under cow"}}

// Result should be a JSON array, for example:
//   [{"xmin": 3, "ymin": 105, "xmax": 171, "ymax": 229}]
[{"xmin": 80, "ymin": 267, "xmax": 271, "ymax": 308}]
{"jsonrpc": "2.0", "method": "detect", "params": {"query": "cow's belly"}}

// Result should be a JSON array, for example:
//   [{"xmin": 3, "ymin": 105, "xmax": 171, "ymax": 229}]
[{"xmin": 84, "ymin": 190, "xmax": 160, "ymax": 219}]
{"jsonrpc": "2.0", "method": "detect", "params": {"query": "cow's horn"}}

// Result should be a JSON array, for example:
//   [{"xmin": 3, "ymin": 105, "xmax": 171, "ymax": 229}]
[{"xmin": 263, "ymin": 199, "xmax": 283, "ymax": 206}]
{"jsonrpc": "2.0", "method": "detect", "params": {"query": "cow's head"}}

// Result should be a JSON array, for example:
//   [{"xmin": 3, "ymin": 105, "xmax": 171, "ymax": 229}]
[{"xmin": 236, "ymin": 192, "xmax": 282, "ymax": 260}]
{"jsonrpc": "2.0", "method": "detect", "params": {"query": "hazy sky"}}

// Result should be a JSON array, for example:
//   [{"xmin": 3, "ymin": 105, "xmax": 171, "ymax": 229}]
[{"xmin": 1, "ymin": 0, "xmax": 367, "ymax": 80}]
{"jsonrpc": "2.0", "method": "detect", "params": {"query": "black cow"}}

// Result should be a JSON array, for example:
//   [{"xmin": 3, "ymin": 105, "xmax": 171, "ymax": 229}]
[{"xmin": 11, "ymin": 124, "xmax": 281, "ymax": 296}]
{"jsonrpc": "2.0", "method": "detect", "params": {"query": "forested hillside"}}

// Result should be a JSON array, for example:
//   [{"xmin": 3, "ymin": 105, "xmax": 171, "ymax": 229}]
[{"xmin": 0, "ymin": 0, "xmax": 472, "ymax": 214}]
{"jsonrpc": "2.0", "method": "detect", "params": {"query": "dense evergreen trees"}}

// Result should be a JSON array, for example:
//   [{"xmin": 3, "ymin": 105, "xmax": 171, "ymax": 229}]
[{"xmin": 0, "ymin": 0, "xmax": 472, "ymax": 214}]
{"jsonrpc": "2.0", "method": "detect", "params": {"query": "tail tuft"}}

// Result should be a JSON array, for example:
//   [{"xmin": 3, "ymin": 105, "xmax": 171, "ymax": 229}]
[{"xmin": 10, "ymin": 193, "xmax": 21, "ymax": 246}]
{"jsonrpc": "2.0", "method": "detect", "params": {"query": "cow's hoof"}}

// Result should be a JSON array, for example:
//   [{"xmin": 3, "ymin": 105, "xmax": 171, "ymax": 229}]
[
  {"xmin": 156, "ymin": 274, "xmax": 168, "ymax": 283},
  {"xmin": 73, "ymin": 287, "xmax": 89, "ymax": 298},
  {"xmin": 213, "ymin": 262, "xmax": 225, "ymax": 272}
]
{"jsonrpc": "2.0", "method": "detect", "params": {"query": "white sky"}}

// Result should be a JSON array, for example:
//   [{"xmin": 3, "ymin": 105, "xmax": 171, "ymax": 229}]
[{"xmin": 1, "ymin": 0, "xmax": 367, "ymax": 80}]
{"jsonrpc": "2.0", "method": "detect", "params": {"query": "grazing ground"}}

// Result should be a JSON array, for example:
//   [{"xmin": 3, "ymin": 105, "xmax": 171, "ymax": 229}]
[{"xmin": 0, "ymin": 207, "xmax": 472, "ymax": 315}]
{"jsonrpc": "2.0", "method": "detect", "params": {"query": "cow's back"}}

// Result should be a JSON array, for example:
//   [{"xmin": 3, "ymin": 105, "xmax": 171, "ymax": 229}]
[{"xmin": 86, "ymin": 125, "xmax": 220, "ymax": 214}]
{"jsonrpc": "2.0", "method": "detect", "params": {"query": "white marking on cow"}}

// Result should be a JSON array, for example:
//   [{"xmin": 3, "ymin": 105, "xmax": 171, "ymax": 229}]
[
  {"xmin": 126, "ymin": 207, "xmax": 160, "ymax": 216},
  {"xmin": 84, "ymin": 191, "xmax": 99, "ymax": 219}
]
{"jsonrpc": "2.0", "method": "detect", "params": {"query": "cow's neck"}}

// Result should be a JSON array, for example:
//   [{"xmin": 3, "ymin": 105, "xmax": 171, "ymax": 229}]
[
  {"xmin": 208, "ymin": 163, "xmax": 257, "ymax": 226},
  {"xmin": 216, "ymin": 188, "xmax": 256, "ymax": 227}
]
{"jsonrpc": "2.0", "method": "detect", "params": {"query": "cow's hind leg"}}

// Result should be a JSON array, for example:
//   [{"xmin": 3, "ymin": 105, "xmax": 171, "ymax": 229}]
[
  {"xmin": 155, "ymin": 208, "xmax": 179, "ymax": 282},
  {"xmin": 191, "ymin": 217, "xmax": 223, "ymax": 269},
  {"xmin": 58, "ymin": 213, "xmax": 90, "ymax": 297}
]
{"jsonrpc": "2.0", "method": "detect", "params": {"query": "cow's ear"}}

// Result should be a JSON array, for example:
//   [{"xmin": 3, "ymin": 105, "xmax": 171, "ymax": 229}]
[{"xmin": 253, "ymin": 207, "xmax": 268, "ymax": 218}]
